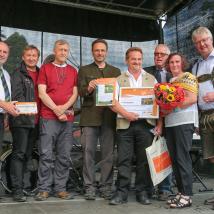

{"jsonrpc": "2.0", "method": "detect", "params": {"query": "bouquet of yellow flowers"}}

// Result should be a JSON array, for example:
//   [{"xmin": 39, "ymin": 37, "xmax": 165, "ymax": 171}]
[{"xmin": 154, "ymin": 83, "xmax": 185, "ymax": 116}]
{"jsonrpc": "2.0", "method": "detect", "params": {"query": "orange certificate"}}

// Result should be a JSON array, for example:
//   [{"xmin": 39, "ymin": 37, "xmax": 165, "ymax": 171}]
[
  {"xmin": 96, "ymin": 78, "xmax": 118, "ymax": 106},
  {"xmin": 15, "ymin": 102, "xmax": 38, "ymax": 114},
  {"xmin": 118, "ymin": 87, "xmax": 159, "ymax": 118}
]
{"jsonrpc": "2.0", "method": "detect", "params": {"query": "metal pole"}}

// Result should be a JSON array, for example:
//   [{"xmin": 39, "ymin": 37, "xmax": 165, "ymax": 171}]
[
  {"xmin": 41, "ymin": 32, "xmax": 44, "ymax": 64},
  {"xmin": 80, "ymin": 36, "xmax": 82, "ymax": 67},
  {"xmin": 158, "ymin": 19, "xmax": 164, "ymax": 44}
]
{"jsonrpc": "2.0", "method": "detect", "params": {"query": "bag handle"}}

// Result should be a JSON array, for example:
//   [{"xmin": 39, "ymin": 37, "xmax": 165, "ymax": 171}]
[{"xmin": 152, "ymin": 135, "xmax": 159, "ymax": 144}]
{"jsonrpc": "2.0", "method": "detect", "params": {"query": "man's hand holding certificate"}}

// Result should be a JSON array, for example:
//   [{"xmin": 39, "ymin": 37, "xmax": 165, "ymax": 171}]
[
  {"xmin": 118, "ymin": 87, "xmax": 159, "ymax": 119},
  {"xmin": 96, "ymin": 78, "xmax": 118, "ymax": 106},
  {"xmin": 15, "ymin": 102, "xmax": 38, "ymax": 114}
]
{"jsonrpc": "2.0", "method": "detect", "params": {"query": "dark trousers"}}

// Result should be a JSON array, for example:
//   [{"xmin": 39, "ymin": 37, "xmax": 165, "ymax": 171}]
[
  {"xmin": 166, "ymin": 124, "xmax": 194, "ymax": 196},
  {"xmin": 37, "ymin": 118, "xmax": 73, "ymax": 192},
  {"xmin": 116, "ymin": 120, "xmax": 153, "ymax": 198},
  {"xmin": 10, "ymin": 126, "xmax": 38, "ymax": 194},
  {"xmin": 81, "ymin": 125, "xmax": 115, "ymax": 190}
]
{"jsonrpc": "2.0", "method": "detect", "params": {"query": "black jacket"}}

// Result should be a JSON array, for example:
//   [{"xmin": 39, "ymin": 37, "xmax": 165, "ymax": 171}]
[
  {"xmin": 144, "ymin": 66, "xmax": 172, "ymax": 83},
  {"xmin": 9, "ymin": 62, "xmax": 39, "ymax": 128}
]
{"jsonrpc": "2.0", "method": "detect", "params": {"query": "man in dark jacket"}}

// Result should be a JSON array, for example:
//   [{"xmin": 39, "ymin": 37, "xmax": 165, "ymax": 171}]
[
  {"xmin": 145, "ymin": 44, "xmax": 171, "ymax": 83},
  {"xmin": 9, "ymin": 45, "xmax": 40, "ymax": 202},
  {"xmin": 78, "ymin": 39, "xmax": 121, "ymax": 200},
  {"xmin": 144, "ymin": 44, "xmax": 172, "ymax": 201}
]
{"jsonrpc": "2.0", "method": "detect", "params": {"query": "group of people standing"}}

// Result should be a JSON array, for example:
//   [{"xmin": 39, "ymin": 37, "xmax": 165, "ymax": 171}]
[{"xmin": 0, "ymin": 26, "xmax": 213, "ymax": 209}]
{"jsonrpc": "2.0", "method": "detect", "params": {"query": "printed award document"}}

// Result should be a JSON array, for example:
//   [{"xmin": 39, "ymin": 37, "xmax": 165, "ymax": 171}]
[
  {"xmin": 96, "ymin": 78, "xmax": 118, "ymax": 106},
  {"xmin": 15, "ymin": 102, "xmax": 38, "ymax": 114},
  {"xmin": 118, "ymin": 87, "xmax": 159, "ymax": 118}
]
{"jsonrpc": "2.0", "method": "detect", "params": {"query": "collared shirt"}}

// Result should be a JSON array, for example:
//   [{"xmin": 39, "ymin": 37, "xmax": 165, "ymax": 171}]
[
  {"xmin": 116, "ymin": 69, "xmax": 157, "ymax": 100},
  {"xmin": 0, "ymin": 66, "xmax": 11, "ymax": 113},
  {"xmin": 192, "ymin": 49, "xmax": 214, "ymax": 110},
  {"xmin": 126, "ymin": 69, "xmax": 144, "ymax": 87}
]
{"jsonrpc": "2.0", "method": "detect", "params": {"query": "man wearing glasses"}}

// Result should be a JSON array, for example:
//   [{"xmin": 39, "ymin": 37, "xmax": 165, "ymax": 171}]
[
  {"xmin": 145, "ymin": 44, "xmax": 171, "ymax": 83},
  {"xmin": 35, "ymin": 40, "xmax": 78, "ymax": 201},
  {"xmin": 145, "ymin": 44, "xmax": 172, "ymax": 201},
  {"xmin": 192, "ymin": 27, "xmax": 214, "ymax": 207}
]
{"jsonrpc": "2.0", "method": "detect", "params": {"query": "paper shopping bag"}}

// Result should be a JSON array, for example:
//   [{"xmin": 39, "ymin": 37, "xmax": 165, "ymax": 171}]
[{"xmin": 146, "ymin": 136, "xmax": 172, "ymax": 186}]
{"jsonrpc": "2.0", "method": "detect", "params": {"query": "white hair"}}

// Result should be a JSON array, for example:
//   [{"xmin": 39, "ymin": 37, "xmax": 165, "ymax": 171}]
[{"xmin": 192, "ymin": 27, "xmax": 213, "ymax": 42}]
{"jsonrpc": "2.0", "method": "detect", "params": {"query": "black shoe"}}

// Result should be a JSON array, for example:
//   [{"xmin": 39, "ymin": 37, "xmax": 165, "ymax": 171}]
[
  {"xmin": 13, "ymin": 194, "xmax": 27, "ymax": 202},
  {"xmin": 84, "ymin": 189, "xmax": 96, "ymax": 200},
  {"xmin": 109, "ymin": 192, "xmax": 127, "ymax": 205},
  {"xmin": 136, "ymin": 191, "xmax": 151, "ymax": 205},
  {"xmin": 23, "ymin": 189, "xmax": 35, "ymax": 197}
]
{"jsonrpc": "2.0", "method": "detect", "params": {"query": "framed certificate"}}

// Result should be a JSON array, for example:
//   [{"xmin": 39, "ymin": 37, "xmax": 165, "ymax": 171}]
[
  {"xmin": 118, "ymin": 87, "xmax": 159, "ymax": 119},
  {"xmin": 96, "ymin": 78, "xmax": 118, "ymax": 106},
  {"xmin": 15, "ymin": 102, "xmax": 38, "ymax": 114}
]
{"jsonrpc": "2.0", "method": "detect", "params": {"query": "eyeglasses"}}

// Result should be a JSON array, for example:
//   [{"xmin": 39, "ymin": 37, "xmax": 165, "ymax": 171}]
[
  {"xmin": 154, "ymin": 52, "xmax": 168, "ymax": 57},
  {"xmin": 194, "ymin": 37, "xmax": 211, "ymax": 46}
]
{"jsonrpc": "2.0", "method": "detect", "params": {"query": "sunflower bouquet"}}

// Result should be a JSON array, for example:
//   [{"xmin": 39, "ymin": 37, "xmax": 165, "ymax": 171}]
[{"xmin": 154, "ymin": 83, "xmax": 185, "ymax": 116}]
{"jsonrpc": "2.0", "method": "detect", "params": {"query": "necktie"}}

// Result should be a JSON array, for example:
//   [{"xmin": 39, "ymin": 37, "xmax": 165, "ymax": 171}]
[
  {"xmin": 156, "ymin": 70, "xmax": 162, "ymax": 83},
  {"xmin": 0, "ymin": 69, "xmax": 10, "ymax": 101}
]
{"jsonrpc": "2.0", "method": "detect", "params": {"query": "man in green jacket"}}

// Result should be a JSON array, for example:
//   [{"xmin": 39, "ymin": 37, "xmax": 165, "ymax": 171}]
[{"xmin": 78, "ymin": 39, "xmax": 121, "ymax": 200}]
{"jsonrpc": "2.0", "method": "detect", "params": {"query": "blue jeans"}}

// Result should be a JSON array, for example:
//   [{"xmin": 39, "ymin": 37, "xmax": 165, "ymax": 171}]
[{"xmin": 158, "ymin": 174, "xmax": 172, "ymax": 193}]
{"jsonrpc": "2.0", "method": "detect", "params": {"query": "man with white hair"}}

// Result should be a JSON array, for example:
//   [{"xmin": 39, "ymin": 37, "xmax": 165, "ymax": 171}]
[
  {"xmin": 192, "ymin": 26, "xmax": 214, "ymax": 206},
  {"xmin": 145, "ymin": 44, "xmax": 172, "ymax": 201},
  {"xmin": 0, "ymin": 41, "xmax": 19, "ymax": 151}
]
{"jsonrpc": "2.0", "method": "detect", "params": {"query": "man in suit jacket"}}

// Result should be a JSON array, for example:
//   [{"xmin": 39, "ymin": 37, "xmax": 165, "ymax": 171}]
[
  {"xmin": 145, "ymin": 44, "xmax": 172, "ymax": 83},
  {"xmin": 144, "ymin": 44, "xmax": 173, "ymax": 201}
]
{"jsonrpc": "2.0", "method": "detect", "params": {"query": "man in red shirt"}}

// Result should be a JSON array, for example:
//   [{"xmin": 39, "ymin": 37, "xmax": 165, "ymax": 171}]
[
  {"xmin": 10, "ymin": 45, "xmax": 40, "ymax": 202},
  {"xmin": 35, "ymin": 40, "xmax": 78, "ymax": 201}
]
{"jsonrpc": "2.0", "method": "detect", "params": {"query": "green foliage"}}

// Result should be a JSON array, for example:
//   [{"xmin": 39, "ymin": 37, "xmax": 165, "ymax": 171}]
[{"xmin": 5, "ymin": 32, "xmax": 28, "ymax": 74}]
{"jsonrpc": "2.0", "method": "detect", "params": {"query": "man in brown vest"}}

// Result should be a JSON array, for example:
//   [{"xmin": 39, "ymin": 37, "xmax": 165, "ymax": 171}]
[{"xmin": 109, "ymin": 47, "xmax": 162, "ymax": 205}]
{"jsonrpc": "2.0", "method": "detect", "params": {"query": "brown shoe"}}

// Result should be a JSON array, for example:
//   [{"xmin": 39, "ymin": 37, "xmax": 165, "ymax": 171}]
[
  {"xmin": 205, "ymin": 197, "xmax": 214, "ymax": 205},
  {"xmin": 35, "ymin": 192, "xmax": 49, "ymax": 201},
  {"xmin": 56, "ymin": 191, "xmax": 74, "ymax": 200}
]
